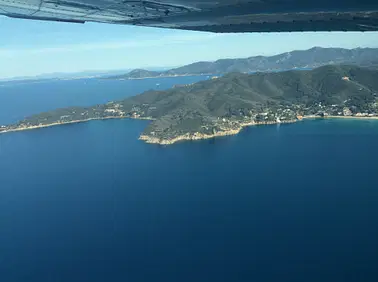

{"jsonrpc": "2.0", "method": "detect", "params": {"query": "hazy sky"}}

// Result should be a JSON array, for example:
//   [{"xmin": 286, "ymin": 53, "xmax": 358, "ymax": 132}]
[{"xmin": 1, "ymin": 16, "xmax": 378, "ymax": 79}]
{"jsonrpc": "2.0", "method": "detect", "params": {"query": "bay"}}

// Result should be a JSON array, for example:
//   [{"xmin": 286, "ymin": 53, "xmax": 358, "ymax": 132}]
[{"xmin": 0, "ymin": 77, "xmax": 378, "ymax": 282}]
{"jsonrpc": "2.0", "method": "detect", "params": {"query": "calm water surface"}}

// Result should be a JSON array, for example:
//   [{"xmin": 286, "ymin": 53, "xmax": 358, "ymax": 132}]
[{"xmin": 0, "ymin": 78, "xmax": 377, "ymax": 282}]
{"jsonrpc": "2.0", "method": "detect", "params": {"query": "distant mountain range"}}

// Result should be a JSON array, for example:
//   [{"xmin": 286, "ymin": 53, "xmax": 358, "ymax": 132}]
[
  {"xmin": 0, "ymin": 69, "xmax": 132, "ymax": 82},
  {"xmin": 0, "ymin": 67, "xmax": 171, "ymax": 82},
  {"xmin": 106, "ymin": 47, "xmax": 378, "ymax": 80}
]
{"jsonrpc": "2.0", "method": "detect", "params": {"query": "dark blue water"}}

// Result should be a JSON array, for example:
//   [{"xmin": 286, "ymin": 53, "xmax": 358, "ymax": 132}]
[
  {"xmin": 0, "ymin": 79, "xmax": 378, "ymax": 282},
  {"xmin": 0, "ymin": 75, "xmax": 208, "ymax": 125}
]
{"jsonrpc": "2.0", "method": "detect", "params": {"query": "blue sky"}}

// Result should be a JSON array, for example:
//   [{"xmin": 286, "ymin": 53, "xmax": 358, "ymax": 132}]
[{"xmin": 1, "ymin": 16, "xmax": 378, "ymax": 79}]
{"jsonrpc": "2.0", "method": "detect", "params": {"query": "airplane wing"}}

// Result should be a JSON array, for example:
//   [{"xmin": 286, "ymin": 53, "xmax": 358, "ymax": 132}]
[{"xmin": 0, "ymin": 0, "xmax": 377, "ymax": 32}]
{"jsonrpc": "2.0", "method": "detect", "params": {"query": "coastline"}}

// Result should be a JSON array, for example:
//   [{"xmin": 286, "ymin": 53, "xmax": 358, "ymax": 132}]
[
  {"xmin": 114, "ymin": 73, "xmax": 214, "ymax": 80},
  {"xmin": 325, "ymin": 115, "xmax": 378, "ymax": 120},
  {"xmin": 139, "ymin": 115, "xmax": 378, "ymax": 145},
  {"xmin": 139, "ymin": 119, "xmax": 297, "ymax": 145},
  {"xmin": 0, "ymin": 116, "xmax": 154, "ymax": 134},
  {"xmin": 2, "ymin": 114, "xmax": 378, "ymax": 145},
  {"xmin": 303, "ymin": 115, "xmax": 378, "ymax": 120}
]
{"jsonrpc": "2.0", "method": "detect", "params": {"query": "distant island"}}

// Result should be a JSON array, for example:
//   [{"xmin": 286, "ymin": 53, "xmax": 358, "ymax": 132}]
[
  {"xmin": 2, "ymin": 65, "xmax": 378, "ymax": 145},
  {"xmin": 105, "ymin": 47, "xmax": 378, "ymax": 80}
]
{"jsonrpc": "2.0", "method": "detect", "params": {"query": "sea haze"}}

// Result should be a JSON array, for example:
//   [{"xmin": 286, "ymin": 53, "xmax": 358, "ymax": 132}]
[
  {"xmin": 0, "ymin": 75, "xmax": 208, "ymax": 125},
  {"xmin": 0, "ymin": 77, "xmax": 378, "ymax": 282}
]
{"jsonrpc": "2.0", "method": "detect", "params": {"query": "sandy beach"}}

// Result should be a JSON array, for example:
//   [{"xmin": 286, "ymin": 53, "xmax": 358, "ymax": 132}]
[{"xmin": 303, "ymin": 115, "xmax": 378, "ymax": 120}]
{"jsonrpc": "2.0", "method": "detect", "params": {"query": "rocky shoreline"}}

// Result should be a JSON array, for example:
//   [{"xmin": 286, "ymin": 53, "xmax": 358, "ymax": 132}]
[
  {"xmin": 2, "ymin": 115, "xmax": 378, "ymax": 145},
  {"xmin": 139, "ymin": 119, "xmax": 297, "ymax": 145},
  {"xmin": 138, "ymin": 115, "xmax": 378, "ymax": 145},
  {"xmin": 0, "ymin": 116, "xmax": 297, "ymax": 144}
]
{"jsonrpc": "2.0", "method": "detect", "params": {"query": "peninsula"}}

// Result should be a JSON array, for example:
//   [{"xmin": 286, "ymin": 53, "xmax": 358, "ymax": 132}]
[{"xmin": 2, "ymin": 65, "xmax": 378, "ymax": 145}]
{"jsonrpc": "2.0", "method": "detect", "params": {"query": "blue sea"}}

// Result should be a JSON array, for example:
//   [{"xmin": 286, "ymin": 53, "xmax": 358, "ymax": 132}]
[{"xmin": 1, "ymin": 77, "xmax": 378, "ymax": 282}]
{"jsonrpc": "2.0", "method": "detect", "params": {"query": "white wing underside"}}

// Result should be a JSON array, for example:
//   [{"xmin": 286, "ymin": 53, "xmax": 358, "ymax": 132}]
[{"xmin": 0, "ymin": 0, "xmax": 378, "ymax": 32}]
